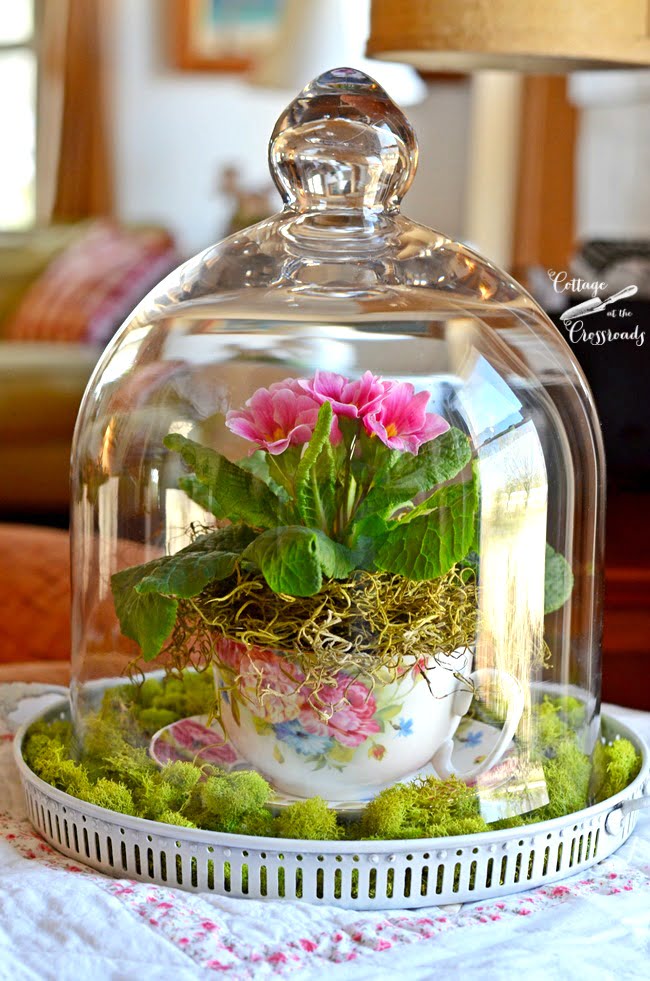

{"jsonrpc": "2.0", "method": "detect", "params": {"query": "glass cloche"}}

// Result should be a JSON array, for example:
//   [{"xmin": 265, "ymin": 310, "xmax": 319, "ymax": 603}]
[{"xmin": 69, "ymin": 68, "xmax": 605, "ymax": 832}]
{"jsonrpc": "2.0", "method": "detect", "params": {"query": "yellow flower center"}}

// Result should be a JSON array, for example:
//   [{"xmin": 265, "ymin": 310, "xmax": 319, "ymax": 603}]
[
  {"xmin": 265, "ymin": 426, "xmax": 286, "ymax": 442},
  {"xmin": 385, "ymin": 423, "xmax": 398, "ymax": 438}
]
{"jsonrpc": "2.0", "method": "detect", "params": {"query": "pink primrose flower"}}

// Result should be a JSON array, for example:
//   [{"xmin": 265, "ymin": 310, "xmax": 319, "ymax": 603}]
[
  {"xmin": 363, "ymin": 380, "xmax": 449, "ymax": 454},
  {"xmin": 302, "ymin": 370, "xmax": 386, "ymax": 420},
  {"xmin": 226, "ymin": 373, "xmax": 448, "ymax": 457},
  {"xmin": 300, "ymin": 675, "xmax": 380, "ymax": 748},
  {"xmin": 225, "ymin": 379, "xmax": 322, "ymax": 455}
]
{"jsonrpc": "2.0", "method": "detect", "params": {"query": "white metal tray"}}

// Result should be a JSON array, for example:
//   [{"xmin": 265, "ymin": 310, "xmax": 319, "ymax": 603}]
[{"xmin": 14, "ymin": 699, "xmax": 650, "ymax": 911}]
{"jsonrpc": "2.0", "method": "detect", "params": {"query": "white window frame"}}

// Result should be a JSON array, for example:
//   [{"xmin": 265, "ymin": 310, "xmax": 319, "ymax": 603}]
[{"xmin": 0, "ymin": 0, "xmax": 40, "ymax": 230}]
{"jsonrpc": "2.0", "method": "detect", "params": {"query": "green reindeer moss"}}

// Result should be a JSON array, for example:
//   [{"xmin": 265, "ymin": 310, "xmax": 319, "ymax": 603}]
[{"xmin": 23, "ymin": 673, "xmax": 641, "ymax": 842}]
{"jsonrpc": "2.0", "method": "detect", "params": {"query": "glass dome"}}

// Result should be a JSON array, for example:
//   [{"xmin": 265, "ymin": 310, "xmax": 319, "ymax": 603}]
[{"xmin": 70, "ymin": 68, "xmax": 604, "ymax": 827}]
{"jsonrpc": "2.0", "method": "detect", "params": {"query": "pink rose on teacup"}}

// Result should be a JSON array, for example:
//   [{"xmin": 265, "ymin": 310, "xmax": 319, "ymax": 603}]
[
  {"xmin": 215, "ymin": 638, "xmax": 305, "ymax": 724},
  {"xmin": 300, "ymin": 675, "xmax": 381, "ymax": 748}
]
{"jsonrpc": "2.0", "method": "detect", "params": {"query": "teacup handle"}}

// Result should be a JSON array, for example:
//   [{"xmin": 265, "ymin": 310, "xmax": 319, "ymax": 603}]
[{"xmin": 430, "ymin": 667, "xmax": 524, "ymax": 782}]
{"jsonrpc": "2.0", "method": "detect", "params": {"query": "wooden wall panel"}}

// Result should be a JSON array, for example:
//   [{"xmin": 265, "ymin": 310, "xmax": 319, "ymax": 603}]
[{"xmin": 512, "ymin": 75, "xmax": 577, "ymax": 281}]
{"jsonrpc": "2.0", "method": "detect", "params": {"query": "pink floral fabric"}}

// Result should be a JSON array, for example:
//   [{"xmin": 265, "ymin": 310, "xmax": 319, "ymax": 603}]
[{"xmin": 2, "ymin": 804, "xmax": 650, "ymax": 979}]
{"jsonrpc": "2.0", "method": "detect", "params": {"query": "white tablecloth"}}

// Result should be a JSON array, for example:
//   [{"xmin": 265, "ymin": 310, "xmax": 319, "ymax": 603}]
[{"xmin": 0, "ymin": 683, "xmax": 648, "ymax": 980}]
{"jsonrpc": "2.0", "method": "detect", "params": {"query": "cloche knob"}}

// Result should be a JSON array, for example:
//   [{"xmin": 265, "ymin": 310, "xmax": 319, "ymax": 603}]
[{"xmin": 268, "ymin": 66, "xmax": 418, "ymax": 213}]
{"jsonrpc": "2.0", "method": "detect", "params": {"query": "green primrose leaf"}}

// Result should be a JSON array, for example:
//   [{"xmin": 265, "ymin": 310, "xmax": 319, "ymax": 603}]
[
  {"xmin": 544, "ymin": 543, "xmax": 574, "ymax": 614},
  {"xmin": 374, "ymin": 476, "xmax": 477, "ymax": 580},
  {"xmin": 236, "ymin": 451, "xmax": 290, "ymax": 501},
  {"xmin": 180, "ymin": 456, "xmax": 289, "ymax": 515},
  {"xmin": 111, "ymin": 560, "xmax": 179, "ymax": 662},
  {"xmin": 164, "ymin": 433, "xmax": 288, "ymax": 529},
  {"xmin": 313, "ymin": 442, "xmax": 337, "ymax": 528},
  {"xmin": 242, "ymin": 526, "xmax": 355, "ymax": 597},
  {"xmin": 316, "ymin": 530, "xmax": 357, "ymax": 579},
  {"xmin": 399, "ymin": 472, "xmax": 477, "ymax": 524},
  {"xmin": 243, "ymin": 527, "xmax": 321, "ymax": 595},
  {"xmin": 111, "ymin": 525, "xmax": 256, "ymax": 661},
  {"xmin": 137, "ymin": 550, "xmax": 237, "ymax": 598},
  {"xmin": 295, "ymin": 402, "xmax": 332, "ymax": 487},
  {"xmin": 135, "ymin": 526, "xmax": 257, "ymax": 599},
  {"xmin": 295, "ymin": 403, "xmax": 336, "ymax": 530},
  {"xmin": 353, "ymin": 427, "xmax": 472, "ymax": 523},
  {"xmin": 177, "ymin": 475, "xmax": 222, "ymax": 516},
  {"xmin": 347, "ymin": 513, "xmax": 390, "ymax": 571}
]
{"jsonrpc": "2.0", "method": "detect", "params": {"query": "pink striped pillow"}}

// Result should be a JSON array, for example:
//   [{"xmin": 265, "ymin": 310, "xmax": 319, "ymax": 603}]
[{"xmin": 5, "ymin": 221, "xmax": 177, "ymax": 345}]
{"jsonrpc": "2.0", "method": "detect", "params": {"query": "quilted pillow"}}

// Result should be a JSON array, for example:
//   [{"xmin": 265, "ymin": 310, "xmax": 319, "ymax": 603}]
[{"xmin": 4, "ymin": 221, "xmax": 177, "ymax": 345}]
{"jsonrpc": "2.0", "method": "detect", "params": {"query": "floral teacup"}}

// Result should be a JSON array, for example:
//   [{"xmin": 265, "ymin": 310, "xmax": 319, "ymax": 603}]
[{"xmin": 214, "ymin": 640, "xmax": 524, "ymax": 801}]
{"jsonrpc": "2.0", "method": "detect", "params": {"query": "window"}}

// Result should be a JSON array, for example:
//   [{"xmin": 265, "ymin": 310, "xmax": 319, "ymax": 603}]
[{"xmin": 0, "ymin": 0, "xmax": 37, "ymax": 229}]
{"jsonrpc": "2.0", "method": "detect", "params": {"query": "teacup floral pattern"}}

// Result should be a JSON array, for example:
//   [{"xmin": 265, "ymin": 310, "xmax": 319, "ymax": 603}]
[
  {"xmin": 216, "ymin": 639, "xmax": 411, "ymax": 770},
  {"xmin": 152, "ymin": 717, "xmax": 239, "ymax": 767}
]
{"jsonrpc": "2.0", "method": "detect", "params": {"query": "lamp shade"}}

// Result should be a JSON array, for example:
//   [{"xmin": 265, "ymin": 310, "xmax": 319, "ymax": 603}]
[
  {"xmin": 367, "ymin": 0, "xmax": 650, "ymax": 71},
  {"xmin": 251, "ymin": 0, "xmax": 426, "ymax": 105}
]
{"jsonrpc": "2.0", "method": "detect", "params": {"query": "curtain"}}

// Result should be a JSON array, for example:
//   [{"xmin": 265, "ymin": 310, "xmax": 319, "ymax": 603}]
[{"xmin": 37, "ymin": 0, "xmax": 113, "ymax": 223}]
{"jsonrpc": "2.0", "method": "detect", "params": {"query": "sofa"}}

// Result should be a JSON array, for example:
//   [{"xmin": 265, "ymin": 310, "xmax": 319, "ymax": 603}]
[{"xmin": 0, "ymin": 221, "xmax": 177, "ymax": 518}]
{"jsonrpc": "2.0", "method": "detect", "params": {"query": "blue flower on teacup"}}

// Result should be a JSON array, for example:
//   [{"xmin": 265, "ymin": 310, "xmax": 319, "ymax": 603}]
[
  {"xmin": 272, "ymin": 719, "xmax": 334, "ymax": 757},
  {"xmin": 462, "ymin": 729, "xmax": 483, "ymax": 747},
  {"xmin": 394, "ymin": 717, "xmax": 414, "ymax": 737}
]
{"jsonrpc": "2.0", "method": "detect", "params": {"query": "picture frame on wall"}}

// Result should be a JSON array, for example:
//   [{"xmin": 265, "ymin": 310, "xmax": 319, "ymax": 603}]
[{"xmin": 172, "ymin": 0, "xmax": 284, "ymax": 73}]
